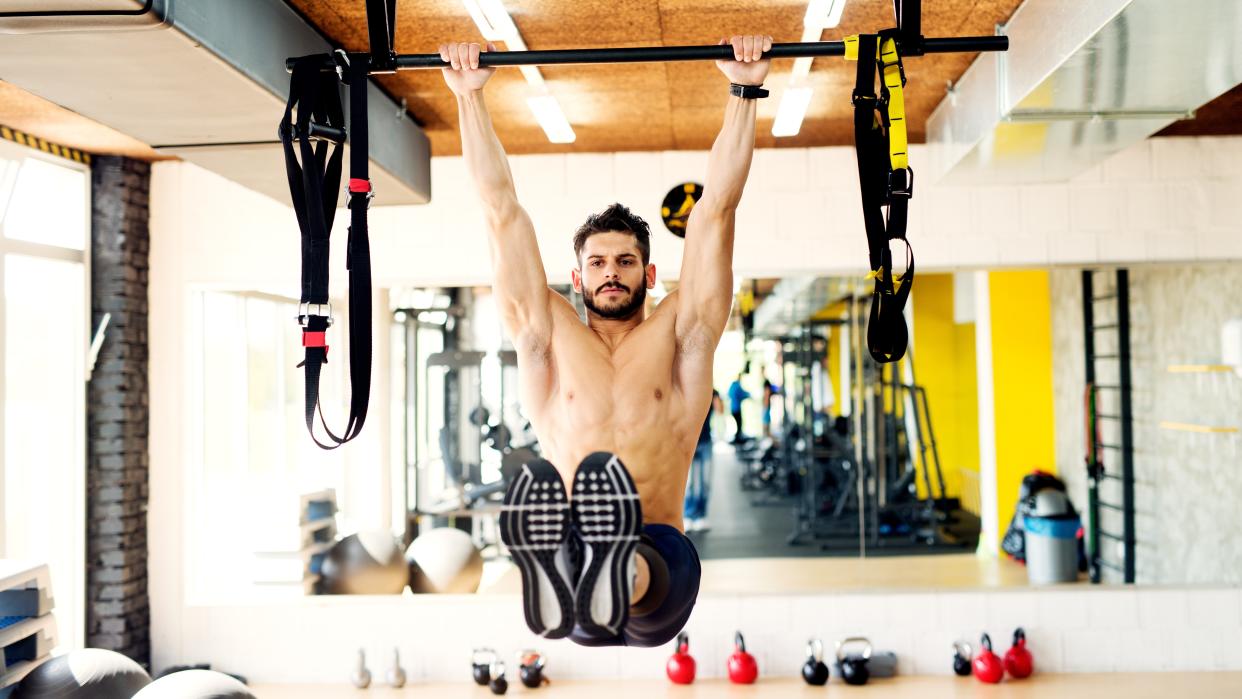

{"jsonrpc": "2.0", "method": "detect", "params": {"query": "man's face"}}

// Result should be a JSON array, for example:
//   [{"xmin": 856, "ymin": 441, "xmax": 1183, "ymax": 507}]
[{"xmin": 573, "ymin": 231, "xmax": 654, "ymax": 320}]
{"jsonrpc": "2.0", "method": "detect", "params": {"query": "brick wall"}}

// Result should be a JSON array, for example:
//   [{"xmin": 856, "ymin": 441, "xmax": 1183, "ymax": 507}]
[{"xmin": 87, "ymin": 156, "xmax": 151, "ymax": 666}]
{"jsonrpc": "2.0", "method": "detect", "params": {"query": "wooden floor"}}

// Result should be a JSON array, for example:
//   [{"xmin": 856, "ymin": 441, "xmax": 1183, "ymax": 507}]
[
  {"xmin": 254, "ymin": 673, "xmax": 1242, "ymax": 698},
  {"xmin": 482, "ymin": 553, "xmax": 1036, "ymax": 595}
]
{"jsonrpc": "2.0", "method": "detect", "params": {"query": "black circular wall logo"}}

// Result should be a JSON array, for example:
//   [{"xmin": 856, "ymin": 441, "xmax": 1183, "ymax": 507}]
[{"xmin": 661, "ymin": 182, "xmax": 703, "ymax": 238}]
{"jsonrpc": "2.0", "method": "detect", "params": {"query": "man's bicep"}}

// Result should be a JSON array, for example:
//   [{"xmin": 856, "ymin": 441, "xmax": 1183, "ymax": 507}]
[
  {"xmin": 488, "ymin": 202, "xmax": 553, "ymax": 342},
  {"xmin": 675, "ymin": 205, "xmax": 734, "ymax": 341}
]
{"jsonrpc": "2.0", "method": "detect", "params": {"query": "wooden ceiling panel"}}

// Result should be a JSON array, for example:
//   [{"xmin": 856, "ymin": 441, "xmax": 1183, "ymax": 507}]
[
  {"xmin": 284, "ymin": 0, "xmax": 1034, "ymax": 155},
  {"xmin": 1157, "ymin": 84, "xmax": 1242, "ymax": 138},
  {"xmin": 497, "ymin": 0, "xmax": 667, "ymax": 48},
  {"xmin": 0, "ymin": 80, "xmax": 166, "ymax": 161}
]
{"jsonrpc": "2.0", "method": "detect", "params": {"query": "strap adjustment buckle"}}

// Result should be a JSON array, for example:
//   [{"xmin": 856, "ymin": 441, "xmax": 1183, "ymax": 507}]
[
  {"xmin": 851, "ymin": 90, "xmax": 877, "ymax": 107},
  {"xmin": 348, "ymin": 178, "xmax": 374, "ymax": 210},
  {"xmin": 879, "ymin": 54, "xmax": 907, "ymax": 88},
  {"xmin": 877, "ymin": 30, "xmax": 908, "ymax": 87},
  {"xmin": 297, "ymin": 302, "xmax": 334, "ymax": 327},
  {"xmin": 888, "ymin": 167, "xmax": 914, "ymax": 199},
  {"xmin": 298, "ymin": 330, "xmax": 330, "ymax": 365}
]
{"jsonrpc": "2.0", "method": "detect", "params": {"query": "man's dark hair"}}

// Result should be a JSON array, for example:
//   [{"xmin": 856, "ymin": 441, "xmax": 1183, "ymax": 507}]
[{"xmin": 573, "ymin": 203, "xmax": 651, "ymax": 266}]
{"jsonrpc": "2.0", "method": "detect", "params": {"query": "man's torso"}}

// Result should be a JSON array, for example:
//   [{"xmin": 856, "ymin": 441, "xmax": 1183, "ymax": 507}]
[{"xmin": 516, "ymin": 291, "xmax": 714, "ymax": 530}]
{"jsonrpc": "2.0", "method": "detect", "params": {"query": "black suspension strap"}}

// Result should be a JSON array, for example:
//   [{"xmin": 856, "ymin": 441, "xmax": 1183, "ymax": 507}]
[
  {"xmin": 279, "ymin": 52, "xmax": 373, "ymax": 449},
  {"xmin": 848, "ymin": 31, "xmax": 915, "ymax": 364}
]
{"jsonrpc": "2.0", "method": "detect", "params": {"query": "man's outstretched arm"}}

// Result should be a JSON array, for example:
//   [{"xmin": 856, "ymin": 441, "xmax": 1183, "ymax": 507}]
[
  {"xmin": 675, "ymin": 35, "xmax": 772, "ymax": 363},
  {"xmin": 443, "ymin": 42, "xmax": 552, "ymax": 354}
]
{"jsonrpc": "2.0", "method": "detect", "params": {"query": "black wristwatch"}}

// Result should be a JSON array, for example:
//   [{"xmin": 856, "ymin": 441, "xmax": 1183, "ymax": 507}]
[{"xmin": 730, "ymin": 83, "xmax": 769, "ymax": 99}]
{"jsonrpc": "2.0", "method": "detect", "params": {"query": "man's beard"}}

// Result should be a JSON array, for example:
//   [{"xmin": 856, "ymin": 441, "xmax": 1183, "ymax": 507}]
[{"xmin": 583, "ymin": 281, "xmax": 647, "ymax": 320}]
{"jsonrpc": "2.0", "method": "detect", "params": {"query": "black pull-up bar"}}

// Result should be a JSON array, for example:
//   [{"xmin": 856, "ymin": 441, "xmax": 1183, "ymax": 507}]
[{"xmin": 284, "ymin": 36, "xmax": 1008, "ymax": 73}]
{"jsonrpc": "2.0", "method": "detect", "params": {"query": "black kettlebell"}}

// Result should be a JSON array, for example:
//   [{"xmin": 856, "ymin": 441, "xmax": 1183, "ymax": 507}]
[
  {"xmin": 471, "ymin": 648, "xmax": 496, "ymax": 686},
  {"xmin": 952, "ymin": 640, "xmax": 973, "ymax": 676},
  {"xmin": 518, "ymin": 649, "xmax": 546, "ymax": 689},
  {"xmin": 836, "ymin": 636, "xmax": 872, "ymax": 686},
  {"xmin": 801, "ymin": 638, "xmax": 830, "ymax": 686},
  {"xmin": 489, "ymin": 661, "xmax": 509, "ymax": 695}
]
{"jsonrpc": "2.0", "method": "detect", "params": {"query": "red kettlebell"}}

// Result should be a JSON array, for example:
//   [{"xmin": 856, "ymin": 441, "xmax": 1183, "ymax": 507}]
[
  {"xmin": 972, "ymin": 633, "xmax": 1004, "ymax": 684},
  {"xmin": 727, "ymin": 631, "xmax": 759, "ymax": 685},
  {"xmin": 666, "ymin": 632, "xmax": 696, "ymax": 684},
  {"xmin": 1004, "ymin": 628, "xmax": 1034, "ymax": 679}
]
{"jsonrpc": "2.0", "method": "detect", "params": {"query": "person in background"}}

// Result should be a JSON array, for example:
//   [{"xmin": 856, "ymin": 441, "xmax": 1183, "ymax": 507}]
[
  {"xmin": 762, "ymin": 378, "xmax": 780, "ymax": 438},
  {"xmin": 684, "ymin": 390, "xmax": 724, "ymax": 532},
  {"xmin": 727, "ymin": 373, "xmax": 750, "ymax": 444}
]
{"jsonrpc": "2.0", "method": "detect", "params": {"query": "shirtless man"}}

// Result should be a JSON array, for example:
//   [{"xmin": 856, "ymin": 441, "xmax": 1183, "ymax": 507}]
[{"xmin": 440, "ymin": 34, "xmax": 772, "ymax": 647}]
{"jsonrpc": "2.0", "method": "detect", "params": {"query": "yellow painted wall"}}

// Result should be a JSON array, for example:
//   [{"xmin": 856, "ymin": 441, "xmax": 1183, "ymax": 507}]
[
  {"xmin": 988, "ymin": 270, "xmax": 1057, "ymax": 538},
  {"xmin": 827, "ymin": 324, "xmax": 841, "ymax": 416},
  {"xmin": 911, "ymin": 274, "xmax": 979, "ymax": 507}
]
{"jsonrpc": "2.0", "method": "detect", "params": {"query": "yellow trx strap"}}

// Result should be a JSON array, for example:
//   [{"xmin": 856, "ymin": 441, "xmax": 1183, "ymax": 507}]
[{"xmin": 843, "ymin": 34, "xmax": 908, "ymax": 172}]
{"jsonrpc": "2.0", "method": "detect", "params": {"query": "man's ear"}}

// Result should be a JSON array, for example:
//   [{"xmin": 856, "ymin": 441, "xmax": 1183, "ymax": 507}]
[
  {"xmin": 571, "ymin": 267, "xmax": 583, "ymax": 294},
  {"xmin": 646, "ymin": 263, "xmax": 657, "ymax": 289}
]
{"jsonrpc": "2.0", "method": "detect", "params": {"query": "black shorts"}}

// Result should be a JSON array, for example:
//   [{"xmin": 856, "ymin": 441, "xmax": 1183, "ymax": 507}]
[{"xmin": 568, "ymin": 523, "xmax": 702, "ymax": 648}]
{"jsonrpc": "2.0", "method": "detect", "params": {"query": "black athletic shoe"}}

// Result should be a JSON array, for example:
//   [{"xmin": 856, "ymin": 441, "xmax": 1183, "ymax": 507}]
[
  {"xmin": 500, "ymin": 458, "xmax": 575, "ymax": 639},
  {"xmin": 570, "ymin": 451, "xmax": 643, "ymax": 638}
]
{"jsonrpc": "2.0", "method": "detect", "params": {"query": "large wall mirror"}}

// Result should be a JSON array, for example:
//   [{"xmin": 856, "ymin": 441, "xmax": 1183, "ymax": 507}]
[{"xmin": 187, "ymin": 262, "xmax": 1242, "ymax": 600}]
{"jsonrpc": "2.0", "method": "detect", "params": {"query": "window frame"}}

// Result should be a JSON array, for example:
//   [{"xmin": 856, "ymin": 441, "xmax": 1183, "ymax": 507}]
[{"xmin": 0, "ymin": 137, "xmax": 92, "ymax": 651}]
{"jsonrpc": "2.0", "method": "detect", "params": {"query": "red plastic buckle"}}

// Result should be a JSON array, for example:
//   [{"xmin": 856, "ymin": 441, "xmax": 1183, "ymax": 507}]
[
  {"xmin": 348, "ymin": 178, "xmax": 372, "ymax": 193},
  {"xmin": 303, "ymin": 332, "xmax": 329, "ymax": 358}
]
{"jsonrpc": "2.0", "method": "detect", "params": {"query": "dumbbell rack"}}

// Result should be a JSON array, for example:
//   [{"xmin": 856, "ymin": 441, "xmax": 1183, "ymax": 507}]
[{"xmin": 0, "ymin": 562, "xmax": 58, "ymax": 697}]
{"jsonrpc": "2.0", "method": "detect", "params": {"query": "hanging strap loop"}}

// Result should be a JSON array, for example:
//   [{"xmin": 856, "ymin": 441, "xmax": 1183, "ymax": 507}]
[
  {"xmin": 848, "ymin": 33, "xmax": 916, "ymax": 364},
  {"xmin": 280, "ymin": 54, "xmax": 374, "ymax": 450}
]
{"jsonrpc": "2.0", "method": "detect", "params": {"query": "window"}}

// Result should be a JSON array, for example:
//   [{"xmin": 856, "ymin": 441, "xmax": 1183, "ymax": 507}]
[
  {"xmin": 187, "ymin": 290, "xmax": 349, "ymax": 601},
  {"xmin": 0, "ymin": 142, "xmax": 89, "ymax": 652}
]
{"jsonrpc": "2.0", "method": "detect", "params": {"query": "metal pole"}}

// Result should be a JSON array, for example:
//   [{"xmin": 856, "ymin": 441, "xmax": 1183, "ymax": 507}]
[
  {"xmin": 850, "ymin": 293, "xmax": 866, "ymax": 559},
  {"xmin": 1116, "ymin": 269, "xmax": 1136, "ymax": 584},
  {"xmin": 1082, "ymin": 270, "xmax": 1101, "ymax": 584},
  {"xmin": 365, "ymin": 0, "xmax": 398, "ymax": 71},
  {"xmin": 895, "ymin": 0, "xmax": 924, "ymax": 53},
  {"xmin": 287, "ymin": 36, "xmax": 1008, "ymax": 72},
  {"xmin": 404, "ymin": 313, "xmax": 418, "ymax": 544}
]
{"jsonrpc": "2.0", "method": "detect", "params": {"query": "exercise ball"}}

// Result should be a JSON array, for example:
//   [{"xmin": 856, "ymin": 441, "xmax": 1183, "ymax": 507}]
[
  {"xmin": 320, "ymin": 530, "xmax": 408, "ymax": 594},
  {"xmin": 14, "ymin": 648, "xmax": 151, "ymax": 698},
  {"xmin": 407, "ymin": 527, "xmax": 484, "ymax": 593},
  {"xmin": 132, "ymin": 669, "xmax": 255, "ymax": 698}
]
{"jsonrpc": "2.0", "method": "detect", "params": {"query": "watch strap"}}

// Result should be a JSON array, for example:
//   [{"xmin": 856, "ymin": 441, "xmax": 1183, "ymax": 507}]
[{"xmin": 729, "ymin": 83, "xmax": 769, "ymax": 99}]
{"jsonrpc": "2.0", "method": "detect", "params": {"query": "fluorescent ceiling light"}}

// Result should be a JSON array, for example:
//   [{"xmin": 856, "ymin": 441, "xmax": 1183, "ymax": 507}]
[
  {"xmin": 792, "ymin": 7, "xmax": 827, "ymax": 85},
  {"xmin": 462, "ymin": 0, "xmax": 546, "ymax": 88},
  {"xmin": 518, "ymin": 66, "xmax": 544, "ymax": 87},
  {"xmin": 462, "ymin": 0, "xmax": 503, "ymax": 41},
  {"xmin": 526, "ymin": 95, "xmax": 576, "ymax": 143},
  {"xmin": 790, "ymin": 56, "xmax": 814, "ymax": 81},
  {"xmin": 462, "ymin": 0, "xmax": 520, "ymax": 41},
  {"xmin": 805, "ymin": 0, "xmax": 847, "ymax": 30},
  {"xmin": 772, "ymin": 87, "xmax": 814, "ymax": 138},
  {"xmin": 479, "ymin": 0, "xmax": 519, "ymax": 40}
]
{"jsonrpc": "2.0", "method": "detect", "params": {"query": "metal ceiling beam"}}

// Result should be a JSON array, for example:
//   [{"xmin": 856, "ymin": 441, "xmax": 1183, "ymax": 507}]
[
  {"xmin": 926, "ymin": 0, "xmax": 1242, "ymax": 184},
  {"xmin": 0, "ymin": 0, "xmax": 430, "ymax": 205}
]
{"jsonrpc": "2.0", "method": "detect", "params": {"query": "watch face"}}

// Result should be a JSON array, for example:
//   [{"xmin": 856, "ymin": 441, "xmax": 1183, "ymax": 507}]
[{"xmin": 661, "ymin": 182, "xmax": 703, "ymax": 238}]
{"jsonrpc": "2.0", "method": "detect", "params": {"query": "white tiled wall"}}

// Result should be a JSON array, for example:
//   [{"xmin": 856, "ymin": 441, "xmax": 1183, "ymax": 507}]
[
  {"xmin": 351, "ymin": 135, "xmax": 1242, "ymax": 286},
  {"xmin": 168, "ymin": 586, "xmax": 1242, "ymax": 684},
  {"xmin": 148, "ymin": 136, "xmax": 1242, "ymax": 293}
]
